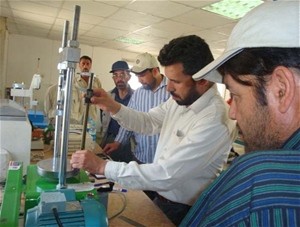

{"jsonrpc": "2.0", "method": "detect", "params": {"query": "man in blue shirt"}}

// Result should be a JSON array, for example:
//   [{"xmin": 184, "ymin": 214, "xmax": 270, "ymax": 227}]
[
  {"xmin": 103, "ymin": 53, "xmax": 170, "ymax": 164},
  {"xmin": 181, "ymin": 2, "xmax": 300, "ymax": 226},
  {"xmin": 100, "ymin": 60, "xmax": 134, "ymax": 163}
]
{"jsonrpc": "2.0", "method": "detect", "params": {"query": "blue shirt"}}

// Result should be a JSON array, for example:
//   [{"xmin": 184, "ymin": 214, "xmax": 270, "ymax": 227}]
[
  {"xmin": 107, "ymin": 86, "xmax": 134, "ymax": 136},
  {"xmin": 115, "ymin": 76, "xmax": 170, "ymax": 163},
  {"xmin": 180, "ymin": 128, "xmax": 300, "ymax": 227}
]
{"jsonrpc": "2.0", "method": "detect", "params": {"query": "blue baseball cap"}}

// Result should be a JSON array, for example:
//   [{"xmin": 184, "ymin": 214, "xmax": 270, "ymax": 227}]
[{"xmin": 109, "ymin": 61, "xmax": 129, "ymax": 73}]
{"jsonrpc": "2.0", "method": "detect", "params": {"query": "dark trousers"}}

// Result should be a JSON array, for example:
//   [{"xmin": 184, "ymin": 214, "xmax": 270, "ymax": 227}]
[
  {"xmin": 153, "ymin": 195, "xmax": 191, "ymax": 226},
  {"xmin": 101, "ymin": 133, "xmax": 134, "ymax": 163}
]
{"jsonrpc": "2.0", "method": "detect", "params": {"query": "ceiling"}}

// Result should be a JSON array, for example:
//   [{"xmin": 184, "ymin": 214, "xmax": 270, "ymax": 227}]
[{"xmin": 1, "ymin": 0, "xmax": 245, "ymax": 58}]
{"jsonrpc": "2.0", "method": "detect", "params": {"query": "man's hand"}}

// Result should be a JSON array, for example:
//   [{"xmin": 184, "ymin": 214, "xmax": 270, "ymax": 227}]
[
  {"xmin": 103, "ymin": 141, "xmax": 121, "ymax": 155},
  {"xmin": 70, "ymin": 150, "xmax": 107, "ymax": 174},
  {"xmin": 91, "ymin": 88, "xmax": 121, "ymax": 114}
]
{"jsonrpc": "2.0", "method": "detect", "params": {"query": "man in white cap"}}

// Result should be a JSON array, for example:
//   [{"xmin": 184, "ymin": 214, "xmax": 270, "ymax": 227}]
[
  {"xmin": 180, "ymin": 2, "xmax": 300, "ymax": 226},
  {"xmin": 103, "ymin": 52, "xmax": 170, "ymax": 165},
  {"xmin": 103, "ymin": 52, "xmax": 170, "ymax": 200}
]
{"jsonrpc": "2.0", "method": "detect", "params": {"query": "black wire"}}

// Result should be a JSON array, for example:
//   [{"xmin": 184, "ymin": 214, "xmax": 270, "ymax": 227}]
[{"xmin": 52, "ymin": 207, "xmax": 64, "ymax": 227}]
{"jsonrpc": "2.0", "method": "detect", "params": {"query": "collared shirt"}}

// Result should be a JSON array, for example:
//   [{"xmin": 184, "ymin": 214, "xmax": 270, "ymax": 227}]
[
  {"xmin": 44, "ymin": 74, "xmax": 102, "ymax": 124},
  {"xmin": 74, "ymin": 74, "xmax": 102, "ymax": 122},
  {"xmin": 180, "ymin": 128, "xmax": 300, "ymax": 227},
  {"xmin": 104, "ymin": 85, "xmax": 237, "ymax": 205},
  {"xmin": 114, "ymin": 76, "xmax": 170, "ymax": 163}
]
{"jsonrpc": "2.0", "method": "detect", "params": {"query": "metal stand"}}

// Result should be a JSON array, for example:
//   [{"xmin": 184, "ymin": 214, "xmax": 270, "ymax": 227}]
[{"xmin": 37, "ymin": 6, "xmax": 81, "ymax": 187}]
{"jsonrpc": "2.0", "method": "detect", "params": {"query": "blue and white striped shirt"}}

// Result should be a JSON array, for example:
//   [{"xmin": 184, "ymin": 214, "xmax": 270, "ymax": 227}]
[{"xmin": 115, "ymin": 76, "xmax": 170, "ymax": 163}]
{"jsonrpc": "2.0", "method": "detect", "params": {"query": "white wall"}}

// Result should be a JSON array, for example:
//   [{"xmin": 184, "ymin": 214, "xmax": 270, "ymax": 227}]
[
  {"xmin": 5, "ymin": 34, "xmax": 138, "ymax": 110},
  {"xmin": 4, "ymin": 33, "xmax": 229, "ymax": 111},
  {"xmin": 0, "ymin": 17, "xmax": 8, "ymax": 99}
]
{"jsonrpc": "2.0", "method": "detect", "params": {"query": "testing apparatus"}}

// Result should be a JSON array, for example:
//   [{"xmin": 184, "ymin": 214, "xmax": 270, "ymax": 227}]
[{"xmin": 0, "ymin": 5, "xmax": 108, "ymax": 227}]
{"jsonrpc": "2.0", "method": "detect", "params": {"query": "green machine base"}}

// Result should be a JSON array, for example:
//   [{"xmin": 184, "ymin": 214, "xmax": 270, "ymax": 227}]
[
  {"xmin": 25, "ymin": 165, "xmax": 99, "ymax": 214},
  {"xmin": 0, "ymin": 162, "xmax": 23, "ymax": 227}
]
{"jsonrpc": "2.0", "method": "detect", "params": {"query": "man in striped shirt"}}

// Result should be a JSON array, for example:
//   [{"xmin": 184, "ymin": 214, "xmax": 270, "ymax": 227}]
[
  {"xmin": 103, "ymin": 52, "xmax": 170, "ymax": 164},
  {"xmin": 181, "ymin": 2, "xmax": 300, "ymax": 226}
]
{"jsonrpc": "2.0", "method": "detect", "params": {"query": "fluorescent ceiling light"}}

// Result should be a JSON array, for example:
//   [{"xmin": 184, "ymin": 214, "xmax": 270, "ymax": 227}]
[
  {"xmin": 115, "ymin": 37, "xmax": 144, "ymax": 45},
  {"xmin": 202, "ymin": 0, "xmax": 263, "ymax": 20}
]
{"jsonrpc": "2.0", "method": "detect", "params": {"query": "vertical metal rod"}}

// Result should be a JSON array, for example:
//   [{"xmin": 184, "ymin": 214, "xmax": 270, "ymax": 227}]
[
  {"xmin": 58, "ymin": 68, "xmax": 74, "ymax": 188},
  {"xmin": 71, "ymin": 5, "xmax": 81, "ymax": 41},
  {"xmin": 58, "ymin": 5, "xmax": 81, "ymax": 189},
  {"xmin": 54, "ymin": 20, "xmax": 69, "ymax": 171},
  {"xmin": 53, "ymin": 75, "xmax": 64, "ymax": 163},
  {"xmin": 62, "ymin": 21, "xmax": 69, "ymax": 48},
  {"xmin": 81, "ymin": 73, "xmax": 94, "ymax": 149}
]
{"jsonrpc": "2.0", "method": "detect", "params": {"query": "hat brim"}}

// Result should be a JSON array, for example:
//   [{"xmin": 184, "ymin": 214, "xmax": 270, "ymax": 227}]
[
  {"xmin": 193, "ymin": 47, "xmax": 243, "ymax": 83},
  {"xmin": 131, "ymin": 66, "xmax": 147, "ymax": 74},
  {"xmin": 109, "ymin": 68, "xmax": 129, "ymax": 73}
]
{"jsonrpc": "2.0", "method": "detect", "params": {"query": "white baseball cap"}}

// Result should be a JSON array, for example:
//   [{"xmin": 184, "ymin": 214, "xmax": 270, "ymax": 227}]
[
  {"xmin": 193, "ymin": 1, "xmax": 300, "ymax": 83},
  {"xmin": 131, "ymin": 52, "xmax": 159, "ymax": 73}
]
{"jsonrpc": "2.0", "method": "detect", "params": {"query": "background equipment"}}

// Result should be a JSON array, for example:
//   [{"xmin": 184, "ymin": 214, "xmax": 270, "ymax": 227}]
[{"xmin": 0, "ymin": 99, "xmax": 31, "ymax": 177}]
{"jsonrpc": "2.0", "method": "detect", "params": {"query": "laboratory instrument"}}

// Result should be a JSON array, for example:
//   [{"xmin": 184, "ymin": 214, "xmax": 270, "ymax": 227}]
[{"xmin": 0, "ymin": 5, "xmax": 108, "ymax": 227}]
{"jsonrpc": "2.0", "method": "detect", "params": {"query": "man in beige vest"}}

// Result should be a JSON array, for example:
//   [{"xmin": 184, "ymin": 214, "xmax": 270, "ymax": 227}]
[{"xmin": 44, "ymin": 55, "xmax": 102, "ymax": 125}]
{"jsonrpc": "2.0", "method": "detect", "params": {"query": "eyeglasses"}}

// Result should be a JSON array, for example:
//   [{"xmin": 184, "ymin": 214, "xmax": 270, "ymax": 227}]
[{"xmin": 112, "ymin": 73, "xmax": 128, "ymax": 79}]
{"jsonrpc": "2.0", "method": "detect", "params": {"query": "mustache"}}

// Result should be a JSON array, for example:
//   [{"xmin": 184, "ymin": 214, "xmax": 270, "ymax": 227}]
[{"xmin": 170, "ymin": 91, "xmax": 179, "ymax": 98}]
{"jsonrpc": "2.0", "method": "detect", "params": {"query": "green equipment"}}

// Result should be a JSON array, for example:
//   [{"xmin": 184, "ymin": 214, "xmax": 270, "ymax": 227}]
[{"xmin": 0, "ymin": 161, "xmax": 23, "ymax": 227}]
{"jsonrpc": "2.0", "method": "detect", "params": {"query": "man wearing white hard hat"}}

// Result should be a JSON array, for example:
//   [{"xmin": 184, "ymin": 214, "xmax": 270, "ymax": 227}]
[{"xmin": 181, "ymin": 1, "xmax": 300, "ymax": 226}]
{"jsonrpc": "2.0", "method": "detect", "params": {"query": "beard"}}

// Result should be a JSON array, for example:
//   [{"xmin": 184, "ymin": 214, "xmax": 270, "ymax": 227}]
[
  {"xmin": 142, "ymin": 77, "xmax": 156, "ymax": 90},
  {"xmin": 142, "ymin": 84, "xmax": 152, "ymax": 90},
  {"xmin": 116, "ymin": 81, "xmax": 126, "ymax": 89},
  {"xmin": 171, "ymin": 86, "xmax": 200, "ymax": 106},
  {"xmin": 241, "ymin": 104, "xmax": 282, "ymax": 153}
]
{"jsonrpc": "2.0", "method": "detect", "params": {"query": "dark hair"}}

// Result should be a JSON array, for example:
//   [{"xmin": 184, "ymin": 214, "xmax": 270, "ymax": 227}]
[
  {"xmin": 158, "ymin": 35, "xmax": 214, "ymax": 76},
  {"xmin": 80, "ymin": 55, "xmax": 92, "ymax": 63},
  {"xmin": 218, "ymin": 48, "xmax": 300, "ymax": 106}
]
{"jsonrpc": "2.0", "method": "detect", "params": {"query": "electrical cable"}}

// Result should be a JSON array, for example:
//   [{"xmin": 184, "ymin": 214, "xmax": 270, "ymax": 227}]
[
  {"xmin": 52, "ymin": 207, "xmax": 64, "ymax": 227},
  {"xmin": 108, "ymin": 191, "xmax": 127, "ymax": 220}
]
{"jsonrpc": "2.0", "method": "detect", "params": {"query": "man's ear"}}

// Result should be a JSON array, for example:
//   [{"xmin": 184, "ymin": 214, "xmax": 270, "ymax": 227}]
[
  {"xmin": 271, "ymin": 66, "xmax": 296, "ymax": 113},
  {"xmin": 195, "ymin": 79, "xmax": 212, "ymax": 94},
  {"xmin": 195, "ymin": 79, "xmax": 209, "ymax": 86},
  {"xmin": 152, "ymin": 67, "xmax": 159, "ymax": 74}
]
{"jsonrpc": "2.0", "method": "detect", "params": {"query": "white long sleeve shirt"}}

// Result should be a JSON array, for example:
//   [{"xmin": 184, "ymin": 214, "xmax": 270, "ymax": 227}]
[{"xmin": 105, "ymin": 85, "xmax": 236, "ymax": 205}]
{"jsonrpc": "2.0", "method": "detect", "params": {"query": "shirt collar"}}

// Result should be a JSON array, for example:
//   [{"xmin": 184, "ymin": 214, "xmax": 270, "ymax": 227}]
[
  {"xmin": 188, "ymin": 84, "xmax": 219, "ymax": 114},
  {"xmin": 112, "ymin": 85, "xmax": 134, "ymax": 96},
  {"xmin": 282, "ymin": 127, "xmax": 300, "ymax": 150},
  {"xmin": 75, "ymin": 74, "xmax": 82, "ymax": 82},
  {"xmin": 153, "ymin": 75, "xmax": 167, "ymax": 92}
]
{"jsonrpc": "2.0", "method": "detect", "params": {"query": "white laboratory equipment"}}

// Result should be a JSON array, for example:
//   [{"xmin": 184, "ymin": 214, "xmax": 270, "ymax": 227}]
[
  {"xmin": 0, "ymin": 99, "xmax": 31, "ymax": 176},
  {"xmin": 10, "ymin": 73, "xmax": 42, "ymax": 109}
]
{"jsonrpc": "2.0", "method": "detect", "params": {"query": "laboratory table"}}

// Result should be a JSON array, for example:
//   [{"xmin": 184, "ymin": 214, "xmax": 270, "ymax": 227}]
[{"xmin": 29, "ymin": 144, "xmax": 175, "ymax": 226}]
